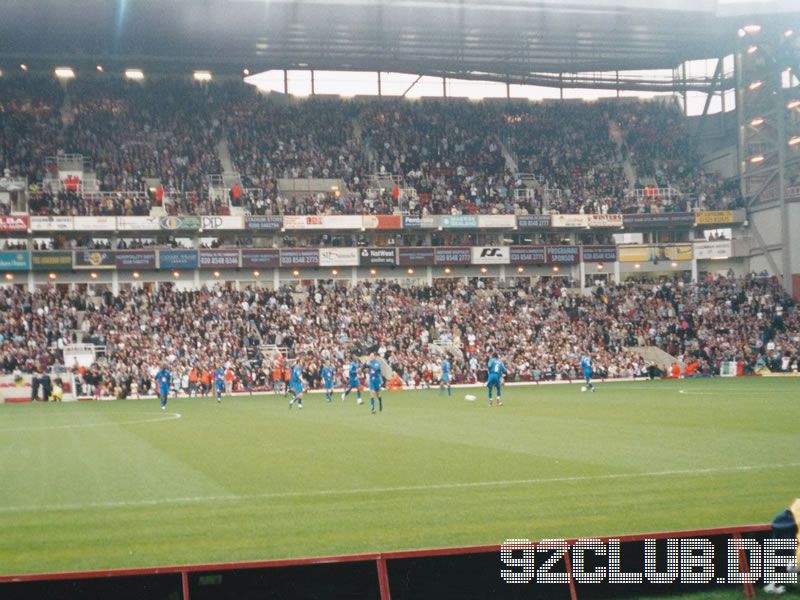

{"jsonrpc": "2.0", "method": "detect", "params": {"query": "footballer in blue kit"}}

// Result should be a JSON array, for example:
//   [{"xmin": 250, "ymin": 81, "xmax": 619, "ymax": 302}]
[
  {"xmin": 486, "ymin": 353, "xmax": 506, "ymax": 406},
  {"xmin": 289, "ymin": 360, "xmax": 304, "ymax": 409},
  {"xmin": 580, "ymin": 354, "xmax": 596, "ymax": 392},
  {"xmin": 214, "ymin": 366, "xmax": 225, "ymax": 403},
  {"xmin": 341, "ymin": 357, "xmax": 363, "ymax": 404},
  {"xmin": 155, "ymin": 363, "xmax": 172, "ymax": 411},
  {"xmin": 321, "ymin": 364, "xmax": 335, "ymax": 402},
  {"xmin": 439, "ymin": 357, "xmax": 452, "ymax": 396},
  {"xmin": 367, "ymin": 353, "xmax": 383, "ymax": 414}
]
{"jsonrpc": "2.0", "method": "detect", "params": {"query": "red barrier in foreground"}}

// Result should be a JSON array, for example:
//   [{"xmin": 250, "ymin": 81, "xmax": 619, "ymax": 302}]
[{"xmin": 0, "ymin": 523, "xmax": 773, "ymax": 600}]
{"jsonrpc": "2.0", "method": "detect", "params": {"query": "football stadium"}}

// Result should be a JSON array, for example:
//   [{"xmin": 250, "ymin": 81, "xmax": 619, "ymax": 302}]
[{"xmin": 0, "ymin": 0, "xmax": 799, "ymax": 598}]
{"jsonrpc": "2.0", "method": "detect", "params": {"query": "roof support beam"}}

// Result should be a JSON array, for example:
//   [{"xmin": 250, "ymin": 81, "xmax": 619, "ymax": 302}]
[{"xmin": 401, "ymin": 74, "xmax": 423, "ymax": 97}]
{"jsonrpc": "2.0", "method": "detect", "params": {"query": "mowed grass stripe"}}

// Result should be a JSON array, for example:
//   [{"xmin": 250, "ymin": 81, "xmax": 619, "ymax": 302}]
[{"xmin": 0, "ymin": 378, "xmax": 797, "ymax": 575}]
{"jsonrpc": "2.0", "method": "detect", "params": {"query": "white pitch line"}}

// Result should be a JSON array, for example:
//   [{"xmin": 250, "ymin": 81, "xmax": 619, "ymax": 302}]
[
  {"xmin": 1, "ymin": 461, "xmax": 798, "ymax": 515},
  {"xmin": 0, "ymin": 412, "xmax": 181, "ymax": 432},
  {"xmin": 677, "ymin": 389, "xmax": 775, "ymax": 396}
]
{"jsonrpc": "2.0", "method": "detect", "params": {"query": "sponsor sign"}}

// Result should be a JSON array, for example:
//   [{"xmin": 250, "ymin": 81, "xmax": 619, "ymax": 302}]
[
  {"xmin": 510, "ymin": 246, "xmax": 546, "ymax": 264},
  {"xmin": 30, "ymin": 216, "xmax": 73, "ymax": 231},
  {"xmin": 546, "ymin": 245, "xmax": 580, "ymax": 264},
  {"xmin": 0, "ymin": 215, "xmax": 29, "ymax": 232},
  {"xmin": 73, "ymin": 250, "xmax": 115, "ymax": 269},
  {"xmin": 279, "ymin": 248, "xmax": 320, "ymax": 267},
  {"xmin": 517, "ymin": 215, "xmax": 551, "ymax": 229},
  {"xmin": 319, "ymin": 247, "xmax": 359, "ymax": 267},
  {"xmin": 551, "ymin": 214, "xmax": 590, "ymax": 228},
  {"xmin": 244, "ymin": 215, "xmax": 283, "ymax": 231},
  {"xmin": 440, "ymin": 215, "xmax": 479, "ymax": 229},
  {"xmin": 694, "ymin": 240, "xmax": 732, "ymax": 260},
  {"xmin": 434, "ymin": 247, "xmax": 471, "ymax": 265},
  {"xmin": 471, "ymin": 246, "xmax": 511, "ymax": 265},
  {"xmin": 618, "ymin": 244, "xmax": 693, "ymax": 263},
  {"xmin": 31, "ymin": 251, "xmax": 72, "ymax": 271},
  {"xmin": 695, "ymin": 210, "xmax": 738, "ymax": 225},
  {"xmin": 582, "ymin": 245, "xmax": 618, "ymax": 262},
  {"xmin": 199, "ymin": 250, "xmax": 240, "ymax": 270},
  {"xmin": 116, "ymin": 216, "xmax": 161, "ymax": 231},
  {"xmin": 115, "ymin": 251, "xmax": 156, "ymax": 270},
  {"xmin": 622, "ymin": 213, "xmax": 695, "ymax": 227},
  {"xmin": 241, "ymin": 249, "xmax": 280, "ymax": 269},
  {"xmin": 158, "ymin": 250, "xmax": 198, "ymax": 270},
  {"xmin": 477, "ymin": 215, "xmax": 517, "ymax": 229},
  {"xmin": 359, "ymin": 248, "xmax": 397, "ymax": 267},
  {"xmin": 200, "ymin": 215, "xmax": 243, "ymax": 230},
  {"xmin": 0, "ymin": 251, "xmax": 30, "ymax": 271},
  {"xmin": 398, "ymin": 247, "xmax": 435, "ymax": 266},
  {"xmin": 403, "ymin": 215, "xmax": 437, "ymax": 229},
  {"xmin": 159, "ymin": 215, "xmax": 201, "ymax": 231},
  {"xmin": 588, "ymin": 214, "xmax": 624, "ymax": 228},
  {"xmin": 73, "ymin": 216, "xmax": 116, "ymax": 231},
  {"xmin": 362, "ymin": 215, "xmax": 402, "ymax": 230},
  {"xmin": 283, "ymin": 215, "xmax": 362, "ymax": 230},
  {"xmin": 660, "ymin": 244, "xmax": 694, "ymax": 262}
]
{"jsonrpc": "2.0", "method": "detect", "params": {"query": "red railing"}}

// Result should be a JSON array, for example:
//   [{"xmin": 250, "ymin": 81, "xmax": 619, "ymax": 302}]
[{"xmin": 0, "ymin": 523, "xmax": 772, "ymax": 599}]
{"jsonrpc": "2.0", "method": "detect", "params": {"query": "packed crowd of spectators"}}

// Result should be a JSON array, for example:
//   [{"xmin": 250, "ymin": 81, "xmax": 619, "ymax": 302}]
[
  {"xmin": 0, "ymin": 77, "xmax": 64, "ymax": 183},
  {"xmin": 503, "ymin": 103, "xmax": 628, "ymax": 214},
  {"xmin": 28, "ymin": 191, "xmax": 152, "ymax": 216},
  {"xmin": 616, "ymin": 102, "xmax": 744, "ymax": 211},
  {"xmin": 2, "ymin": 274, "xmax": 796, "ymax": 397},
  {"xmin": 225, "ymin": 92, "xmax": 367, "ymax": 186},
  {"xmin": 62, "ymin": 79, "xmax": 223, "ymax": 194},
  {"xmin": 2, "ymin": 76, "xmax": 741, "ymax": 217}
]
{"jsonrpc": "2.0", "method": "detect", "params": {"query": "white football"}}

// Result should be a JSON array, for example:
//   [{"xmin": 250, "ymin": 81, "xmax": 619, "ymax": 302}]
[
  {"xmin": 357, "ymin": 398, "xmax": 364, "ymax": 405},
  {"xmin": 464, "ymin": 394, "xmax": 476, "ymax": 401},
  {"xmin": 581, "ymin": 386, "xmax": 587, "ymax": 392}
]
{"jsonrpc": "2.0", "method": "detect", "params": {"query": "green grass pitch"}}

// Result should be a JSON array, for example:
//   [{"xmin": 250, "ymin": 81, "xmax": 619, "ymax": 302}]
[{"xmin": 0, "ymin": 377, "xmax": 797, "ymax": 576}]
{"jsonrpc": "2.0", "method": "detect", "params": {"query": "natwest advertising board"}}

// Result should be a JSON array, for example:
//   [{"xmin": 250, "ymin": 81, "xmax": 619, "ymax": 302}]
[{"xmin": 359, "ymin": 248, "xmax": 396, "ymax": 266}]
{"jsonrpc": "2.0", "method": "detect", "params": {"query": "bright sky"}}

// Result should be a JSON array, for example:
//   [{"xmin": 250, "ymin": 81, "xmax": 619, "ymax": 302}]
[{"xmin": 245, "ymin": 61, "xmax": 737, "ymax": 116}]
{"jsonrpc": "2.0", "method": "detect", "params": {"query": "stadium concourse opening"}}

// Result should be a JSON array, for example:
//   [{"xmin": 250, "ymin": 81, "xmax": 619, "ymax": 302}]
[{"xmin": 1, "ymin": 0, "xmax": 800, "ymax": 598}]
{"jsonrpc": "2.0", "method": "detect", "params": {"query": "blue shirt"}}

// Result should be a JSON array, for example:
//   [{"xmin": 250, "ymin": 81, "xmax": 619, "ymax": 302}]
[
  {"xmin": 487, "ymin": 358, "xmax": 506, "ymax": 380},
  {"xmin": 321, "ymin": 366, "xmax": 334, "ymax": 386},
  {"xmin": 155, "ymin": 369, "xmax": 171, "ymax": 391},
  {"xmin": 441, "ymin": 360, "xmax": 451, "ymax": 376},
  {"xmin": 368, "ymin": 359, "xmax": 383, "ymax": 386},
  {"xmin": 580, "ymin": 356, "xmax": 593, "ymax": 372},
  {"xmin": 290, "ymin": 364, "xmax": 303, "ymax": 387},
  {"xmin": 214, "ymin": 368, "xmax": 225, "ymax": 389},
  {"xmin": 348, "ymin": 361, "xmax": 360, "ymax": 383}
]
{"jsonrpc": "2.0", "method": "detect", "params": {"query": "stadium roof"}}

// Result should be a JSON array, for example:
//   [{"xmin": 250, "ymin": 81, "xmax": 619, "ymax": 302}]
[{"xmin": 1, "ymin": 0, "xmax": 798, "ymax": 84}]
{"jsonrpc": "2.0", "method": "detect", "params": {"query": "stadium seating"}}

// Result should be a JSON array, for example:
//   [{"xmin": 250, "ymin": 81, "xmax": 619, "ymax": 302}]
[
  {"xmin": 2, "ymin": 275, "xmax": 796, "ymax": 396},
  {"xmin": 0, "ymin": 77, "xmax": 742, "ymax": 217}
]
